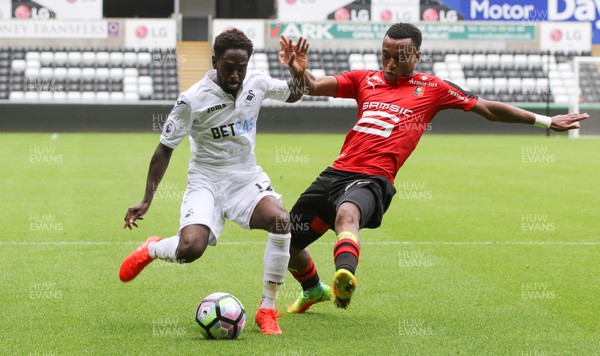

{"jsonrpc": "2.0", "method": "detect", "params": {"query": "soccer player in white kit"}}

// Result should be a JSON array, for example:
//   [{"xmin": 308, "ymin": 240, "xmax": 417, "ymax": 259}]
[{"xmin": 119, "ymin": 29, "xmax": 308, "ymax": 335}]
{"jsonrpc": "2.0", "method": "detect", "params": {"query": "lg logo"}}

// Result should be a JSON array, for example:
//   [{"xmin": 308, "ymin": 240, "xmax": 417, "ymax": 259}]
[
  {"xmin": 136, "ymin": 25, "xmax": 169, "ymax": 39},
  {"xmin": 550, "ymin": 28, "xmax": 583, "ymax": 42},
  {"xmin": 136, "ymin": 26, "xmax": 148, "ymax": 39}
]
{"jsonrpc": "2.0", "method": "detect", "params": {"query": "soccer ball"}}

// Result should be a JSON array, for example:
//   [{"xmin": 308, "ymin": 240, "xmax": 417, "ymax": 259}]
[{"xmin": 195, "ymin": 292, "xmax": 246, "ymax": 339}]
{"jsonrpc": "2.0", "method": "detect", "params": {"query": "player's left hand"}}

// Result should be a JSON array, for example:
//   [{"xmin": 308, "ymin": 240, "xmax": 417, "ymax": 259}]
[
  {"xmin": 279, "ymin": 35, "xmax": 309, "ymax": 77},
  {"xmin": 550, "ymin": 113, "xmax": 589, "ymax": 132}
]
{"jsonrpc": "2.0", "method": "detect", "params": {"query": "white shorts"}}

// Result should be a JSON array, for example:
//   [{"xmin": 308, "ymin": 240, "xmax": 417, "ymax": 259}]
[{"xmin": 178, "ymin": 165, "xmax": 281, "ymax": 246}]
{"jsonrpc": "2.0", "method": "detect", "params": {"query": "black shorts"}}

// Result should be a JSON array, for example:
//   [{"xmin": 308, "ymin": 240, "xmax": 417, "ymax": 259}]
[{"xmin": 290, "ymin": 167, "xmax": 396, "ymax": 249}]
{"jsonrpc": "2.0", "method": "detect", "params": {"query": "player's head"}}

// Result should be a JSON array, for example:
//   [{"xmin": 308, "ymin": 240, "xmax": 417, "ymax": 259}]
[
  {"xmin": 212, "ymin": 28, "xmax": 254, "ymax": 95},
  {"xmin": 381, "ymin": 23, "xmax": 422, "ymax": 83}
]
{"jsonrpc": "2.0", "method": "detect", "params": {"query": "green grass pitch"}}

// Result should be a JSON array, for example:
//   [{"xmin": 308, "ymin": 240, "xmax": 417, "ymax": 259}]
[{"xmin": 1, "ymin": 132, "xmax": 599, "ymax": 355}]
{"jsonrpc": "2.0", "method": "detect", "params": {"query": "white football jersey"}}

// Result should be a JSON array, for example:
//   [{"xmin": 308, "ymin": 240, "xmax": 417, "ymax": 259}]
[{"xmin": 160, "ymin": 69, "xmax": 290, "ymax": 179}]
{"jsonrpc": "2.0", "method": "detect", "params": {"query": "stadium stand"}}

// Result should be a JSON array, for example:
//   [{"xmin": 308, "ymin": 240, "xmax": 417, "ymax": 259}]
[
  {"xmin": 0, "ymin": 47, "xmax": 179, "ymax": 101},
  {"xmin": 248, "ymin": 48, "xmax": 597, "ymax": 105},
  {"xmin": 1, "ymin": 45, "xmax": 597, "ymax": 105}
]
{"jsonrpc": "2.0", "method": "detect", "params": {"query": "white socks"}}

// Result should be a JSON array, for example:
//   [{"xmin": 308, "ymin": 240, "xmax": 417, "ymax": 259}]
[
  {"xmin": 148, "ymin": 236, "xmax": 180, "ymax": 262},
  {"xmin": 261, "ymin": 232, "xmax": 291, "ymax": 309}
]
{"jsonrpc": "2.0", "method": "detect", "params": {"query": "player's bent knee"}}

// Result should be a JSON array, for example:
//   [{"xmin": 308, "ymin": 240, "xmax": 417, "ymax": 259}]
[
  {"xmin": 176, "ymin": 227, "xmax": 209, "ymax": 263},
  {"xmin": 265, "ymin": 207, "xmax": 290, "ymax": 234},
  {"xmin": 336, "ymin": 202, "xmax": 361, "ymax": 227}
]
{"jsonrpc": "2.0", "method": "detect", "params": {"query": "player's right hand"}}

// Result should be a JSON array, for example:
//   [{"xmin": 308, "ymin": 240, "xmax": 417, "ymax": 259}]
[{"xmin": 123, "ymin": 201, "xmax": 150, "ymax": 230}]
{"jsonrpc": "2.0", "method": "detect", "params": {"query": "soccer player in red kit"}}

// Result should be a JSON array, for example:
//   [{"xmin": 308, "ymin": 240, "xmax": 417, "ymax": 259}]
[{"xmin": 280, "ymin": 23, "xmax": 589, "ymax": 312}]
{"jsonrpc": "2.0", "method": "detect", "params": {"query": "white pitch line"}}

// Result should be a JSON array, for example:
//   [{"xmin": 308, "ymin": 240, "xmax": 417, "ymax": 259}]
[{"xmin": 0, "ymin": 241, "xmax": 599, "ymax": 246}]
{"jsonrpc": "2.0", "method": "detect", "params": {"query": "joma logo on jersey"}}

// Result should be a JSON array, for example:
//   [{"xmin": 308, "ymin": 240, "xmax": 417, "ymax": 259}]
[
  {"xmin": 362, "ymin": 102, "xmax": 413, "ymax": 118},
  {"xmin": 206, "ymin": 103, "xmax": 227, "ymax": 113},
  {"xmin": 211, "ymin": 118, "xmax": 255, "ymax": 139}
]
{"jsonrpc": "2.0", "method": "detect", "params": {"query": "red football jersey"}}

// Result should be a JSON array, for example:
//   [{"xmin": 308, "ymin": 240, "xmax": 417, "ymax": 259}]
[{"xmin": 332, "ymin": 70, "xmax": 478, "ymax": 183}]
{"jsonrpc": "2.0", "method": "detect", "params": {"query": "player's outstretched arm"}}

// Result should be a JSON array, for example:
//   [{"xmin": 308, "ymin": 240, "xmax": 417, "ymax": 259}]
[
  {"xmin": 279, "ymin": 35, "xmax": 338, "ymax": 97},
  {"xmin": 123, "ymin": 143, "xmax": 173, "ymax": 229},
  {"xmin": 471, "ymin": 98, "xmax": 589, "ymax": 132}
]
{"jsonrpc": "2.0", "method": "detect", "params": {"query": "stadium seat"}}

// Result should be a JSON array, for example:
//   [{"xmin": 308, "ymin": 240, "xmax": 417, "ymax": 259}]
[
  {"xmin": 52, "ymin": 91, "xmax": 66, "ymax": 101},
  {"xmin": 465, "ymin": 78, "xmax": 480, "ymax": 92},
  {"xmin": 82, "ymin": 52, "xmax": 96, "ymax": 65},
  {"xmin": 507, "ymin": 78, "xmax": 522, "ymax": 93},
  {"xmin": 500, "ymin": 54, "xmax": 514, "ymax": 68},
  {"xmin": 11, "ymin": 60, "xmax": 26, "ymax": 73},
  {"xmin": 24, "ymin": 91, "xmax": 39, "ymax": 101},
  {"xmin": 67, "ymin": 52, "xmax": 82, "ymax": 66},
  {"xmin": 40, "ymin": 52, "xmax": 54, "ymax": 66},
  {"xmin": 479, "ymin": 77, "xmax": 494, "ymax": 93},
  {"xmin": 110, "ymin": 92, "xmax": 125, "ymax": 100},
  {"xmin": 9, "ymin": 91, "xmax": 25, "ymax": 100},
  {"xmin": 137, "ymin": 52, "xmax": 152, "ymax": 66}
]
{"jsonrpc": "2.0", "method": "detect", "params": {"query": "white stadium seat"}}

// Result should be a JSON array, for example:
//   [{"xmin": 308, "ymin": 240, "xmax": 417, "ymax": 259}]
[
  {"xmin": 124, "ymin": 52, "xmax": 138, "ymax": 66},
  {"xmin": 26, "ymin": 52, "xmax": 40, "ymax": 62},
  {"xmin": 449, "ymin": 70, "xmax": 464, "ymax": 81},
  {"xmin": 494, "ymin": 78, "xmax": 508, "ymax": 93},
  {"xmin": 25, "ymin": 68, "xmax": 40, "ymax": 78},
  {"xmin": 27, "ymin": 60, "xmax": 41, "ymax": 69},
  {"xmin": 364, "ymin": 61, "xmax": 379, "ymax": 71},
  {"xmin": 81, "ymin": 92, "xmax": 96, "ymax": 100},
  {"xmin": 24, "ymin": 91, "xmax": 39, "ymax": 101},
  {"xmin": 53, "ymin": 92, "xmax": 67, "ymax": 101},
  {"xmin": 435, "ymin": 70, "xmax": 449, "ymax": 79},
  {"xmin": 363, "ymin": 54, "xmax": 378, "ymax": 63},
  {"xmin": 67, "ymin": 67, "xmax": 82, "ymax": 80},
  {"xmin": 444, "ymin": 54, "xmax": 459, "ymax": 63},
  {"xmin": 81, "ymin": 68, "xmax": 96, "ymax": 80},
  {"xmin": 124, "ymin": 84, "xmax": 138, "ymax": 94},
  {"xmin": 96, "ymin": 52, "xmax": 110, "ymax": 65},
  {"xmin": 465, "ymin": 78, "xmax": 480, "ymax": 92},
  {"xmin": 9, "ymin": 92, "xmax": 25, "ymax": 101},
  {"xmin": 67, "ymin": 92, "xmax": 82, "ymax": 100},
  {"xmin": 528, "ymin": 54, "xmax": 542, "ymax": 68},
  {"xmin": 553, "ymin": 94, "xmax": 569, "ymax": 104},
  {"xmin": 138, "ymin": 84, "xmax": 153, "ymax": 96},
  {"xmin": 54, "ymin": 52, "xmax": 68, "ymax": 65},
  {"xmin": 110, "ymin": 52, "xmax": 124, "ymax": 65},
  {"xmin": 433, "ymin": 62, "xmax": 447, "ymax": 73},
  {"xmin": 11, "ymin": 60, "xmax": 26, "ymax": 73},
  {"xmin": 96, "ymin": 68, "xmax": 110, "ymax": 80},
  {"xmin": 138, "ymin": 76, "xmax": 153, "ymax": 85},
  {"xmin": 82, "ymin": 52, "xmax": 96, "ymax": 65},
  {"xmin": 500, "ymin": 54, "xmax": 514, "ymax": 68},
  {"xmin": 109, "ymin": 68, "xmax": 124, "ymax": 80},
  {"xmin": 447, "ymin": 62, "xmax": 462, "ymax": 71},
  {"xmin": 513, "ymin": 54, "xmax": 528, "ymax": 68},
  {"xmin": 68, "ymin": 52, "xmax": 82, "ymax": 66},
  {"xmin": 124, "ymin": 92, "xmax": 140, "ymax": 101},
  {"xmin": 507, "ymin": 78, "xmax": 522, "ymax": 93},
  {"xmin": 40, "ymin": 52, "xmax": 54, "ymax": 66},
  {"xmin": 54, "ymin": 68, "xmax": 68, "ymax": 80},
  {"xmin": 348, "ymin": 53, "xmax": 363, "ymax": 63},
  {"xmin": 96, "ymin": 92, "xmax": 111, "ymax": 101},
  {"xmin": 137, "ymin": 52, "xmax": 152, "ymax": 66},
  {"xmin": 110, "ymin": 92, "xmax": 125, "ymax": 101},
  {"xmin": 311, "ymin": 69, "xmax": 326, "ymax": 78},
  {"xmin": 486, "ymin": 54, "xmax": 501, "ymax": 68},
  {"xmin": 472, "ymin": 54, "xmax": 487, "ymax": 69},
  {"xmin": 479, "ymin": 77, "xmax": 495, "ymax": 92},
  {"xmin": 350, "ymin": 62, "xmax": 364, "ymax": 71},
  {"xmin": 123, "ymin": 77, "xmax": 137, "ymax": 86},
  {"xmin": 124, "ymin": 68, "xmax": 139, "ymax": 78},
  {"xmin": 458, "ymin": 53, "xmax": 473, "ymax": 67},
  {"xmin": 39, "ymin": 68, "xmax": 54, "ymax": 79},
  {"xmin": 38, "ymin": 91, "xmax": 53, "ymax": 101}
]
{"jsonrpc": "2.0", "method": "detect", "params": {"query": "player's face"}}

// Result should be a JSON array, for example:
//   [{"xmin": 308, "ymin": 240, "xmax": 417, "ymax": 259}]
[
  {"xmin": 381, "ymin": 36, "xmax": 420, "ymax": 83},
  {"xmin": 212, "ymin": 48, "xmax": 249, "ymax": 96}
]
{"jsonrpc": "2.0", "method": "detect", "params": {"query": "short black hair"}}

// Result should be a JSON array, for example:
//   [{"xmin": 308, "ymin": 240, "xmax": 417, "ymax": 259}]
[
  {"xmin": 213, "ymin": 28, "xmax": 254, "ymax": 58},
  {"xmin": 385, "ymin": 23, "xmax": 422, "ymax": 50}
]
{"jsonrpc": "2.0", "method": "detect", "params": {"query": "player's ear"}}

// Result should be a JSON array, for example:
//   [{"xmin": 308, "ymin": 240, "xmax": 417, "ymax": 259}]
[{"xmin": 211, "ymin": 55, "xmax": 217, "ymax": 69}]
